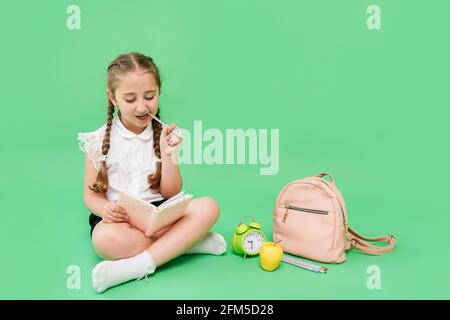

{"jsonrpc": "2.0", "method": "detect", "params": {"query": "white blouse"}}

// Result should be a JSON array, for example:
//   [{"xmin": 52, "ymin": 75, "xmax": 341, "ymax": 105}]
[{"xmin": 77, "ymin": 116, "xmax": 164, "ymax": 203}]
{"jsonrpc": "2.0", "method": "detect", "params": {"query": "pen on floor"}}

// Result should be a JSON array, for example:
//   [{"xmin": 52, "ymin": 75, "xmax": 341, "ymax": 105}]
[
  {"xmin": 282, "ymin": 255, "xmax": 328, "ymax": 274},
  {"xmin": 148, "ymin": 112, "xmax": 183, "ymax": 140},
  {"xmin": 292, "ymin": 258, "xmax": 328, "ymax": 272},
  {"xmin": 288, "ymin": 257, "xmax": 328, "ymax": 273},
  {"xmin": 283, "ymin": 257, "xmax": 326, "ymax": 274}
]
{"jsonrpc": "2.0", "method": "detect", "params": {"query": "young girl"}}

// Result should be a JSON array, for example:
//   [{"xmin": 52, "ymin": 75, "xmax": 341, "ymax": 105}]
[{"xmin": 78, "ymin": 52, "xmax": 226, "ymax": 293}]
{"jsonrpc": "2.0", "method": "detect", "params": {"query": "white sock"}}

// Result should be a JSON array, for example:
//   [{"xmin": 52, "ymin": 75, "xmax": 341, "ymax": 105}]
[
  {"xmin": 92, "ymin": 251, "xmax": 156, "ymax": 293},
  {"xmin": 185, "ymin": 232, "xmax": 227, "ymax": 255}
]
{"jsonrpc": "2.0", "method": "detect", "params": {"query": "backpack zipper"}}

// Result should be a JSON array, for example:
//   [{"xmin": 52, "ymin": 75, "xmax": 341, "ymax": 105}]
[{"xmin": 282, "ymin": 204, "xmax": 329, "ymax": 222}]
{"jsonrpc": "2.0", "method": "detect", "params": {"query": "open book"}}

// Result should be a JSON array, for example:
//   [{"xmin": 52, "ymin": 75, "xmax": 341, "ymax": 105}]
[{"xmin": 117, "ymin": 191, "xmax": 193, "ymax": 237}]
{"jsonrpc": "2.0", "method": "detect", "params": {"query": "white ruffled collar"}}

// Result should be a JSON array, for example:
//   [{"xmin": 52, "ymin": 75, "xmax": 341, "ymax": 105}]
[{"xmin": 113, "ymin": 115, "xmax": 153, "ymax": 141}]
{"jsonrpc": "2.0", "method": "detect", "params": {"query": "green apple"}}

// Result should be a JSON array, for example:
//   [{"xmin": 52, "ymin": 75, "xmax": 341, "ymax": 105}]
[{"xmin": 259, "ymin": 241, "xmax": 283, "ymax": 271}]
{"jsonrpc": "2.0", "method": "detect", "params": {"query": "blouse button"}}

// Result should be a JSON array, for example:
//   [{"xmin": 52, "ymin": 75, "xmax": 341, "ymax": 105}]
[{"xmin": 131, "ymin": 139, "xmax": 139, "ymax": 148}]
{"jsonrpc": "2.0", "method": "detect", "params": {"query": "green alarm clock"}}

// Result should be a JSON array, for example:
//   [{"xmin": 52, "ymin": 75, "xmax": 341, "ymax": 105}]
[{"xmin": 232, "ymin": 216, "xmax": 266, "ymax": 257}]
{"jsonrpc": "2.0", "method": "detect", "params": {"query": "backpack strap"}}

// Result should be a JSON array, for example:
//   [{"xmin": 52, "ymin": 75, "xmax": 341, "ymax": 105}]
[{"xmin": 347, "ymin": 227, "xmax": 396, "ymax": 255}]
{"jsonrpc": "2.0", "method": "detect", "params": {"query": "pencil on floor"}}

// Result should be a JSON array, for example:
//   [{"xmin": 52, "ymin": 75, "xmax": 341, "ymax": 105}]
[{"xmin": 282, "ymin": 255, "xmax": 328, "ymax": 274}]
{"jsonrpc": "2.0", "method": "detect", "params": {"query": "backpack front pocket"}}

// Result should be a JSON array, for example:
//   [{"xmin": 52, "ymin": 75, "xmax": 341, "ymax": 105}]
[{"xmin": 275, "ymin": 203, "xmax": 335, "ymax": 262}]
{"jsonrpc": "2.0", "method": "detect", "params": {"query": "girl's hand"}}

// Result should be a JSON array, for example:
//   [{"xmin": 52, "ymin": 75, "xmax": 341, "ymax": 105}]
[
  {"xmin": 102, "ymin": 202, "xmax": 128, "ymax": 223},
  {"xmin": 160, "ymin": 123, "xmax": 183, "ymax": 157}
]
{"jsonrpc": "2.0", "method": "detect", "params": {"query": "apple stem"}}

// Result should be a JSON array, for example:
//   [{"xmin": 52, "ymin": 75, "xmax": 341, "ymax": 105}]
[{"xmin": 274, "ymin": 240, "xmax": 282, "ymax": 245}]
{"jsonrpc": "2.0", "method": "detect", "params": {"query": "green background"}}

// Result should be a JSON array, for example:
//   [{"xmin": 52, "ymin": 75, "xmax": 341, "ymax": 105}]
[{"xmin": 1, "ymin": 0, "xmax": 449, "ymax": 299}]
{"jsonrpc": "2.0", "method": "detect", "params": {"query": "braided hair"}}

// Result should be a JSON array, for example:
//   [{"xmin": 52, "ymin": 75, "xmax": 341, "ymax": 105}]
[{"xmin": 89, "ymin": 53, "xmax": 163, "ymax": 194}]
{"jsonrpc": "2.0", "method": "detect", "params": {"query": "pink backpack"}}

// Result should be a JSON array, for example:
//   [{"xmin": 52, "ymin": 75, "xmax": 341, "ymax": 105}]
[{"xmin": 273, "ymin": 172, "xmax": 396, "ymax": 263}]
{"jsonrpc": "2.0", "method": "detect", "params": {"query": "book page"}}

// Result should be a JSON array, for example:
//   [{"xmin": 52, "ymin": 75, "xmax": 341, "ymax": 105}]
[
  {"xmin": 117, "ymin": 191, "xmax": 193, "ymax": 237},
  {"xmin": 148, "ymin": 194, "xmax": 193, "ymax": 236},
  {"xmin": 159, "ymin": 191, "xmax": 188, "ymax": 209}
]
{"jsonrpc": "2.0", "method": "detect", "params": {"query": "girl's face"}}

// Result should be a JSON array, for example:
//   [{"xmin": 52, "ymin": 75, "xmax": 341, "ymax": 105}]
[{"xmin": 107, "ymin": 70, "xmax": 159, "ymax": 135}]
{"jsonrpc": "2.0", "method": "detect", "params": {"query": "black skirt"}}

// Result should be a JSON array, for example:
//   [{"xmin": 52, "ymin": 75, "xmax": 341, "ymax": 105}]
[{"xmin": 88, "ymin": 198, "xmax": 168, "ymax": 237}]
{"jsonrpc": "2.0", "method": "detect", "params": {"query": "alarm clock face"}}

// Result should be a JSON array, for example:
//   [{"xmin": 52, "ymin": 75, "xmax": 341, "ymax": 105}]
[{"xmin": 243, "ymin": 231, "xmax": 265, "ymax": 254}]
